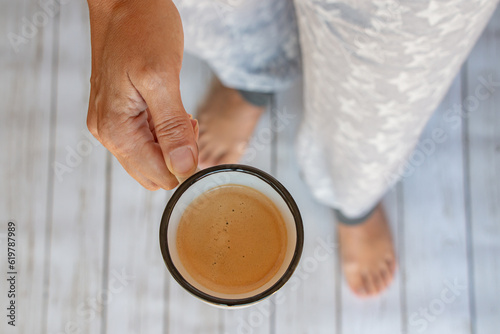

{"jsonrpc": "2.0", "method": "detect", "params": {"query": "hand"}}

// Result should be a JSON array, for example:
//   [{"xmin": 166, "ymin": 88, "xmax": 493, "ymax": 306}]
[{"xmin": 86, "ymin": 0, "xmax": 198, "ymax": 190}]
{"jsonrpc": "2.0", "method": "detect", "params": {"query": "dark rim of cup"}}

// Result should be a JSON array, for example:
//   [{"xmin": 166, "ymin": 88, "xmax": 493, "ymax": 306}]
[{"xmin": 159, "ymin": 164, "xmax": 304, "ymax": 307}]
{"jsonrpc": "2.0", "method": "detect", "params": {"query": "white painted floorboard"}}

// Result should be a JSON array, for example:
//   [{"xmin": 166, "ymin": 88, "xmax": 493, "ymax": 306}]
[
  {"xmin": 466, "ymin": 7, "xmax": 500, "ymax": 334},
  {"xmin": 0, "ymin": 0, "xmax": 55, "ymax": 333},
  {"xmin": 0, "ymin": 1, "xmax": 499, "ymax": 334}
]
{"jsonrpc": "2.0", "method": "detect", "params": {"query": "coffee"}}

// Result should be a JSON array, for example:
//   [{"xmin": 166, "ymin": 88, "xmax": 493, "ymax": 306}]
[{"xmin": 176, "ymin": 184, "xmax": 288, "ymax": 295}]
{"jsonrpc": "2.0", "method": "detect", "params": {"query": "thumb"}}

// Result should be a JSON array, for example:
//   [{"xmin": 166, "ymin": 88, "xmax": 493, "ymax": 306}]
[{"xmin": 139, "ymin": 81, "xmax": 198, "ymax": 179}]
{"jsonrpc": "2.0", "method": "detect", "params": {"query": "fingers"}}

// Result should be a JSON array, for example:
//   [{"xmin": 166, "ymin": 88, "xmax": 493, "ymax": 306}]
[
  {"xmin": 96, "ymin": 108, "xmax": 179, "ymax": 190},
  {"xmin": 87, "ymin": 77, "xmax": 199, "ymax": 190},
  {"xmin": 132, "ymin": 70, "xmax": 199, "ymax": 180},
  {"xmin": 115, "ymin": 155, "xmax": 160, "ymax": 191}
]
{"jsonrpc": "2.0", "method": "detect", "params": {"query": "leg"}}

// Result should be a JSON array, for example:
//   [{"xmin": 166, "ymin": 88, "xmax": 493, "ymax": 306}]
[
  {"xmin": 174, "ymin": 0, "xmax": 300, "ymax": 92},
  {"xmin": 173, "ymin": 0, "xmax": 300, "ymax": 166},
  {"xmin": 294, "ymin": 0, "xmax": 499, "ymax": 294}
]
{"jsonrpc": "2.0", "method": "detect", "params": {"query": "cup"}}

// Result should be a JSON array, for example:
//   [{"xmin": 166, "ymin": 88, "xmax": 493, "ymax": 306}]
[{"xmin": 159, "ymin": 164, "xmax": 304, "ymax": 307}]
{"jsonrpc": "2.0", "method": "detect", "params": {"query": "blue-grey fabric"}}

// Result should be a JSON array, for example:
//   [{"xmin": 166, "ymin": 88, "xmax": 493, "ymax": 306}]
[
  {"xmin": 237, "ymin": 90, "xmax": 273, "ymax": 107},
  {"xmin": 334, "ymin": 206, "xmax": 377, "ymax": 225},
  {"xmin": 176, "ymin": 0, "xmax": 300, "ymax": 92},
  {"xmin": 176, "ymin": 0, "xmax": 500, "ymax": 218}
]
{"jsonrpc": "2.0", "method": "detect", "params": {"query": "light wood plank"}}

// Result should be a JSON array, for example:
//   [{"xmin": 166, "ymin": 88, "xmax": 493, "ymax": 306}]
[
  {"xmin": 170, "ymin": 54, "xmax": 276, "ymax": 333},
  {"xmin": 403, "ymin": 76, "xmax": 472, "ymax": 334},
  {"xmin": 45, "ymin": 1, "xmax": 108, "ymax": 333},
  {"xmin": 105, "ymin": 161, "xmax": 169, "ymax": 334},
  {"xmin": 221, "ymin": 86, "xmax": 273, "ymax": 334},
  {"xmin": 102, "ymin": 36, "xmax": 214, "ymax": 334},
  {"xmin": 2, "ymin": 1, "xmax": 498, "ymax": 333},
  {"xmin": 340, "ymin": 187, "xmax": 403, "ymax": 334},
  {"xmin": 167, "ymin": 53, "xmax": 222, "ymax": 334},
  {"xmin": 274, "ymin": 81, "xmax": 339, "ymax": 334},
  {"xmin": 465, "ymin": 6, "xmax": 500, "ymax": 334},
  {"xmin": 0, "ymin": 0, "xmax": 55, "ymax": 333}
]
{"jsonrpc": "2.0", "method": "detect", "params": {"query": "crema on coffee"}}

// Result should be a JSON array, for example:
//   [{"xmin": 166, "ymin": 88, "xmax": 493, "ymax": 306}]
[{"xmin": 176, "ymin": 184, "xmax": 287, "ymax": 295}]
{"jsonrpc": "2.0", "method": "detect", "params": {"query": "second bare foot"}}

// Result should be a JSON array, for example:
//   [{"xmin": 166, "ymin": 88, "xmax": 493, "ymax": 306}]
[{"xmin": 337, "ymin": 204, "xmax": 397, "ymax": 297}]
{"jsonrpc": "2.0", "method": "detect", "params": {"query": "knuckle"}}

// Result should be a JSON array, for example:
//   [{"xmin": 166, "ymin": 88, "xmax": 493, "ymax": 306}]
[
  {"xmin": 96, "ymin": 120, "xmax": 110, "ymax": 142},
  {"xmin": 96, "ymin": 113, "xmax": 138, "ymax": 158},
  {"xmin": 86, "ymin": 115, "xmax": 98, "ymax": 137},
  {"xmin": 137, "ymin": 65, "xmax": 171, "ymax": 91},
  {"xmin": 155, "ymin": 116, "xmax": 190, "ymax": 143},
  {"xmin": 96, "ymin": 120, "xmax": 123, "ymax": 152}
]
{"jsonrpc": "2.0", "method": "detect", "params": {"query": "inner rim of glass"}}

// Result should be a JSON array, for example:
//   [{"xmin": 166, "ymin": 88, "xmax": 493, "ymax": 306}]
[{"xmin": 166, "ymin": 170, "xmax": 298, "ymax": 300}]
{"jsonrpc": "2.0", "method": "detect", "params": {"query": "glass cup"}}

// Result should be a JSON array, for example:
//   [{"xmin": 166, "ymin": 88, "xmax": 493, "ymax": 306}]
[{"xmin": 159, "ymin": 164, "xmax": 304, "ymax": 308}]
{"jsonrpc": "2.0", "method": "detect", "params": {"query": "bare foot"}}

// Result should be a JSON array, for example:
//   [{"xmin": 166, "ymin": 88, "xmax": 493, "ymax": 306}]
[
  {"xmin": 196, "ymin": 79, "xmax": 265, "ymax": 169},
  {"xmin": 337, "ymin": 204, "xmax": 396, "ymax": 297}
]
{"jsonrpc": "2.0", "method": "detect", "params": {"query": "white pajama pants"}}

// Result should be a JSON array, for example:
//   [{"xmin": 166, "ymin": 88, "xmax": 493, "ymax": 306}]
[{"xmin": 175, "ymin": 0, "xmax": 499, "ymax": 218}]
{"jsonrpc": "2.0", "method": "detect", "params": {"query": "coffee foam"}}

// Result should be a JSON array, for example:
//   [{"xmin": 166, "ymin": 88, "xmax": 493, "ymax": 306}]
[
  {"xmin": 167, "ymin": 171, "xmax": 297, "ymax": 300},
  {"xmin": 177, "ymin": 185, "xmax": 288, "ymax": 295}
]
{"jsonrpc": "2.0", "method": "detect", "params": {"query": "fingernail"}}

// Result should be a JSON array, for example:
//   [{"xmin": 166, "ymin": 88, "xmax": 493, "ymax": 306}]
[{"xmin": 169, "ymin": 146, "xmax": 195, "ymax": 175}]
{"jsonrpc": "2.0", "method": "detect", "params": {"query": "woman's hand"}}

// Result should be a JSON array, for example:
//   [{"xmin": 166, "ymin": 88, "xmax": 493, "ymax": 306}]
[{"xmin": 86, "ymin": 0, "xmax": 198, "ymax": 190}]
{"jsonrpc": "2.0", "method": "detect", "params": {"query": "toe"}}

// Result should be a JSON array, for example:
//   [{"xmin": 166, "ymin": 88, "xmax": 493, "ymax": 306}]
[
  {"xmin": 197, "ymin": 133, "xmax": 212, "ymax": 152},
  {"xmin": 386, "ymin": 257, "xmax": 397, "ymax": 276},
  {"xmin": 344, "ymin": 268, "xmax": 367, "ymax": 297},
  {"xmin": 212, "ymin": 152, "xmax": 228, "ymax": 166},
  {"xmin": 199, "ymin": 141, "xmax": 229, "ymax": 168},
  {"xmin": 216, "ymin": 151, "xmax": 242, "ymax": 165},
  {"xmin": 362, "ymin": 272, "xmax": 376, "ymax": 296},
  {"xmin": 370, "ymin": 271, "xmax": 384, "ymax": 294},
  {"xmin": 199, "ymin": 148, "xmax": 217, "ymax": 169},
  {"xmin": 210, "ymin": 152, "xmax": 226, "ymax": 166},
  {"xmin": 379, "ymin": 267, "xmax": 392, "ymax": 288}
]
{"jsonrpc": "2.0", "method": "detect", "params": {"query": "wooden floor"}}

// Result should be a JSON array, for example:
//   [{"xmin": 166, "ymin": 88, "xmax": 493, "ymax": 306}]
[{"xmin": 1, "ymin": 1, "xmax": 499, "ymax": 333}]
